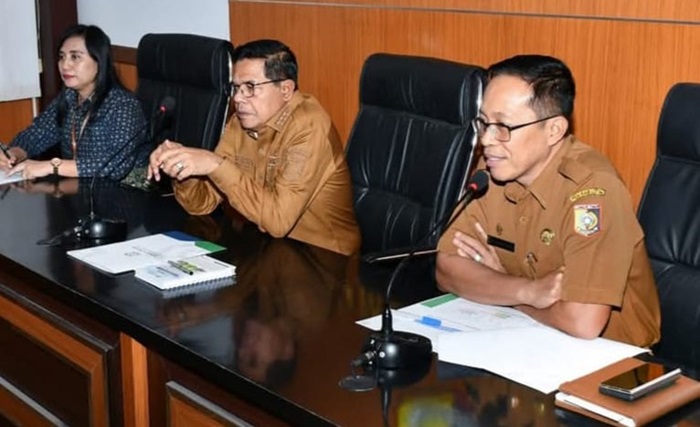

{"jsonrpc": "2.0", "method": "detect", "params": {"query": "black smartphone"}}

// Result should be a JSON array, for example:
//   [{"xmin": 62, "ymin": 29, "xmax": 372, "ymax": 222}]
[{"xmin": 598, "ymin": 362, "xmax": 681, "ymax": 401}]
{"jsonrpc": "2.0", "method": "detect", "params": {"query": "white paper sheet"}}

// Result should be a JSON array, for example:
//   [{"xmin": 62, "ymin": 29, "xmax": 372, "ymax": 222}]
[
  {"xmin": 0, "ymin": 170, "xmax": 24, "ymax": 185},
  {"xmin": 67, "ymin": 232, "xmax": 224, "ymax": 274},
  {"xmin": 357, "ymin": 294, "xmax": 648, "ymax": 394},
  {"xmin": 437, "ymin": 326, "xmax": 648, "ymax": 394},
  {"xmin": 356, "ymin": 294, "xmax": 539, "ymax": 344}
]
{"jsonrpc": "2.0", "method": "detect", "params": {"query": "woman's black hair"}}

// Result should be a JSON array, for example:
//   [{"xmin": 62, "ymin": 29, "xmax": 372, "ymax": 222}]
[{"xmin": 56, "ymin": 24, "xmax": 124, "ymax": 126}]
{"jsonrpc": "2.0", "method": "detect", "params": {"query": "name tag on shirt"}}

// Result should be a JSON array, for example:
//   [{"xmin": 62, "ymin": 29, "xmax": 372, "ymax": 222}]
[{"xmin": 487, "ymin": 235, "xmax": 515, "ymax": 252}]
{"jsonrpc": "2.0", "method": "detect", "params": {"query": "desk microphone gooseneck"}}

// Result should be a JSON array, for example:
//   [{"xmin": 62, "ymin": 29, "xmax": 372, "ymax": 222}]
[
  {"xmin": 39, "ymin": 97, "xmax": 176, "ymax": 245},
  {"xmin": 77, "ymin": 96, "xmax": 176, "ymax": 240},
  {"xmin": 357, "ymin": 169, "xmax": 490, "ymax": 370}
]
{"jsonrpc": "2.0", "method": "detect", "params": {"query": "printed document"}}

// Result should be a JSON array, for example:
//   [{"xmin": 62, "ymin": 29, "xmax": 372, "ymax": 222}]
[
  {"xmin": 67, "ymin": 231, "xmax": 225, "ymax": 274},
  {"xmin": 357, "ymin": 294, "xmax": 647, "ymax": 394},
  {"xmin": 356, "ymin": 293, "xmax": 539, "ymax": 343}
]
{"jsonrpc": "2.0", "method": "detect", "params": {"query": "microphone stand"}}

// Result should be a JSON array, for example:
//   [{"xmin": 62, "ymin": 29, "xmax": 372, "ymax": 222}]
[
  {"xmin": 360, "ymin": 170, "xmax": 490, "ymax": 370},
  {"xmin": 39, "ymin": 97, "xmax": 176, "ymax": 245},
  {"xmin": 75, "ymin": 97, "xmax": 176, "ymax": 241}
]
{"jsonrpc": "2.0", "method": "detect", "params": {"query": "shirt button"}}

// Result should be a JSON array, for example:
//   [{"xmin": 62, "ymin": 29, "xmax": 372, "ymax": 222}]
[{"xmin": 519, "ymin": 216, "xmax": 527, "ymax": 224}]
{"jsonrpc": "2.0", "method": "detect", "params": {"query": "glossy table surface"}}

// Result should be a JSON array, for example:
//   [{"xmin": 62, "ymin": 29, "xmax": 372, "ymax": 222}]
[{"xmin": 0, "ymin": 178, "xmax": 698, "ymax": 427}]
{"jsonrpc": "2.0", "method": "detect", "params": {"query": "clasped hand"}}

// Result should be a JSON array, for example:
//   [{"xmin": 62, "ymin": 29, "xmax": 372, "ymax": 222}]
[
  {"xmin": 147, "ymin": 140, "xmax": 224, "ymax": 181},
  {"xmin": 451, "ymin": 221, "xmax": 563, "ymax": 309}
]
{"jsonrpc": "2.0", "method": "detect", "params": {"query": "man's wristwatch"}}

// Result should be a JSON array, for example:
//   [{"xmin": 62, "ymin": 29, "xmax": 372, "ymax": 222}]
[{"xmin": 50, "ymin": 158, "xmax": 62, "ymax": 176}]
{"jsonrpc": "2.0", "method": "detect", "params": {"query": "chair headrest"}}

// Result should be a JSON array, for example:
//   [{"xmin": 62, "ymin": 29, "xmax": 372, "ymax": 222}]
[
  {"xmin": 359, "ymin": 53, "xmax": 483, "ymax": 126},
  {"xmin": 657, "ymin": 82, "xmax": 700, "ymax": 161},
  {"xmin": 137, "ymin": 33, "xmax": 233, "ymax": 92}
]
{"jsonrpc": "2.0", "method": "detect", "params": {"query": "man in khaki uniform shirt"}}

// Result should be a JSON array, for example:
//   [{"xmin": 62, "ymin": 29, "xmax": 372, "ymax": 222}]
[
  {"xmin": 148, "ymin": 39, "xmax": 360, "ymax": 255},
  {"xmin": 436, "ymin": 55, "xmax": 660, "ymax": 347}
]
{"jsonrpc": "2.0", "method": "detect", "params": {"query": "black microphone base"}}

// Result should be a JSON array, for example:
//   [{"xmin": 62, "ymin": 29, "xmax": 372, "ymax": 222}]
[
  {"xmin": 362, "ymin": 330, "xmax": 432, "ymax": 370},
  {"xmin": 76, "ymin": 216, "xmax": 127, "ymax": 240}
]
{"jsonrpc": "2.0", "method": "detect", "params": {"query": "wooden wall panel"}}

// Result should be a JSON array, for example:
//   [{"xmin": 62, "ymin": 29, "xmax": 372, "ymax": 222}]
[
  {"xmin": 116, "ymin": 63, "xmax": 139, "ymax": 92},
  {"xmin": 276, "ymin": 0, "xmax": 700, "ymax": 22},
  {"xmin": 230, "ymin": 1, "xmax": 700, "ymax": 206},
  {"xmin": 0, "ymin": 100, "xmax": 33, "ymax": 143}
]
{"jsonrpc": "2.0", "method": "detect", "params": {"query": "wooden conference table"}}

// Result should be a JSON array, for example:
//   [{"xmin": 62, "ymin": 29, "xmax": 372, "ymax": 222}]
[{"xmin": 0, "ymin": 178, "xmax": 698, "ymax": 427}]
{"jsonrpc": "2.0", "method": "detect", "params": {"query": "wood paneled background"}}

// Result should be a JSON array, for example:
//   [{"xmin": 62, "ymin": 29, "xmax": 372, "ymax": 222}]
[
  {"xmin": 4, "ymin": 0, "xmax": 700, "ymax": 207},
  {"xmin": 229, "ymin": 0, "xmax": 700, "ymax": 207}
]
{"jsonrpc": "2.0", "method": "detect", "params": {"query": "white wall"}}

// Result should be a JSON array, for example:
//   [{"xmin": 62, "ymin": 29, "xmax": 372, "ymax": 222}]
[
  {"xmin": 77, "ymin": 0, "xmax": 230, "ymax": 48},
  {"xmin": 0, "ymin": 0, "xmax": 41, "ymax": 101}
]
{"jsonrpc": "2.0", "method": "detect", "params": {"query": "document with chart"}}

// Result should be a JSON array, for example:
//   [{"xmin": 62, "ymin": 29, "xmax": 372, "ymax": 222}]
[
  {"xmin": 356, "ymin": 293, "xmax": 540, "ymax": 343},
  {"xmin": 357, "ymin": 294, "xmax": 647, "ymax": 394}
]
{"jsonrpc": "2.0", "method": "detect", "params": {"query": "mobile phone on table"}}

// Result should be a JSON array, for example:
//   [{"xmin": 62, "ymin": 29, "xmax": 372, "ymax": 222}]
[{"xmin": 598, "ymin": 361, "xmax": 681, "ymax": 401}]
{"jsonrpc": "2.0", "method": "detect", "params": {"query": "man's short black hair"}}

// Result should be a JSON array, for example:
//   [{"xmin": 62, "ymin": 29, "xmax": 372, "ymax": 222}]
[
  {"xmin": 488, "ymin": 55, "xmax": 575, "ymax": 133},
  {"xmin": 233, "ymin": 39, "xmax": 298, "ymax": 89}
]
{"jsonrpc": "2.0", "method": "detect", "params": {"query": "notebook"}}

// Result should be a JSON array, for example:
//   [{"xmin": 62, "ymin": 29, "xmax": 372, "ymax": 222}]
[
  {"xmin": 134, "ymin": 254, "xmax": 236, "ymax": 293},
  {"xmin": 556, "ymin": 357, "xmax": 700, "ymax": 426}
]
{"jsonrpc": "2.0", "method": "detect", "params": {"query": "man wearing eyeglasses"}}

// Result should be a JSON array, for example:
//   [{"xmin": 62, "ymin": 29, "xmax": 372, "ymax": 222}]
[
  {"xmin": 436, "ymin": 55, "xmax": 660, "ymax": 347},
  {"xmin": 148, "ymin": 39, "xmax": 360, "ymax": 255}
]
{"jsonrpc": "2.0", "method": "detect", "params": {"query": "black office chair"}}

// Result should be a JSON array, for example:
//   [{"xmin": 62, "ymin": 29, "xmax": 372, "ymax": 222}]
[
  {"xmin": 638, "ymin": 82, "xmax": 700, "ymax": 374},
  {"xmin": 136, "ymin": 33, "xmax": 234, "ymax": 150},
  {"xmin": 346, "ymin": 53, "xmax": 485, "ymax": 254}
]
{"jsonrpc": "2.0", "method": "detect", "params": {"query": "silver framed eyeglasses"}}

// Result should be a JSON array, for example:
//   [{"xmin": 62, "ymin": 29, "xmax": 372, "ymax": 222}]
[
  {"xmin": 472, "ymin": 115, "xmax": 558, "ymax": 142},
  {"xmin": 232, "ymin": 79, "xmax": 285, "ymax": 98}
]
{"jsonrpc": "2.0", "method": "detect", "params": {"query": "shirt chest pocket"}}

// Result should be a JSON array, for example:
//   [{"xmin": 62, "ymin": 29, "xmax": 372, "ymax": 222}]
[{"xmin": 233, "ymin": 155, "xmax": 255, "ymax": 176}]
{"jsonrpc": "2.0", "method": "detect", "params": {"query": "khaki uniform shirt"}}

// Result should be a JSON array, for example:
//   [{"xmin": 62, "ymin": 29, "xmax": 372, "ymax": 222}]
[
  {"xmin": 174, "ymin": 92, "xmax": 360, "ymax": 256},
  {"xmin": 438, "ymin": 137, "xmax": 661, "ymax": 347}
]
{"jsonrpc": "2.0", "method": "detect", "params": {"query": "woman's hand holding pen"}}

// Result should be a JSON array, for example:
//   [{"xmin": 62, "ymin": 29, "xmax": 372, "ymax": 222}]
[{"xmin": 0, "ymin": 145, "xmax": 27, "ymax": 171}]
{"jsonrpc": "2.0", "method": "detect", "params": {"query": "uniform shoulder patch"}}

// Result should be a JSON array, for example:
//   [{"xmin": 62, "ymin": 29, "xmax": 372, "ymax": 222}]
[
  {"xmin": 574, "ymin": 204, "xmax": 601, "ymax": 236},
  {"xmin": 569, "ymin": 188, "xmax": 606, "ymax": 202}
]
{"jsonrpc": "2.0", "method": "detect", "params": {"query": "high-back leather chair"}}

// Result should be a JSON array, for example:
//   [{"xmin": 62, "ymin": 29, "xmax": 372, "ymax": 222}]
[
  {"xmin": 136, "ymin": 33, "xmax": 234, "ymax": 150},
  {"xmin": 346, "ymin": 53, "xmax": 485, "ymax": 254},
  {"xmin": 638, "ymin": 82, "xmax": 700, "ymax": 373}
]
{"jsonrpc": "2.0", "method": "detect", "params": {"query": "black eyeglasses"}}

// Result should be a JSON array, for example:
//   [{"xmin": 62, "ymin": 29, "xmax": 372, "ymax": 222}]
[
  {"xmin": 232, "ymin": 79, "xmax": 286, "ymax": 98},
  {"xmin": 472, "ymin": 115, "xmax": 558, "ymax": 142}
]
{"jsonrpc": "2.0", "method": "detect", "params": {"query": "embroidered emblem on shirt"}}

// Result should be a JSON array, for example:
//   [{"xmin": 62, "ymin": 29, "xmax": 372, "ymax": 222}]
[
  {"xmin": 496, "ymin": 224, "xmax": 503, "ymax": 236},
  {"xmin": 540, "ymin": 229, "xmax": 555, "ymax": 246},
  {"xmin": 569, "ymin": 188, "xmax": 606, "ymax": 202},
  {"xmin": 574, "ymin": 204, "xmax": 601, "ymax": 236}
]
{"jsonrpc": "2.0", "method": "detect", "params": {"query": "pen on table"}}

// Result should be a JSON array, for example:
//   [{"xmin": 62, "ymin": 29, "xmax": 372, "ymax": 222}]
[
  {"xmin": 418, "ymin": 316, "xmax": 443, "ymax": 327},
  {"xmin": 168, "ymin": 260, "xmax": 194, "ymax": 275},
  {"xmin": 415, "ymin": 315, "xmax": 461, "ymax": 332},
  {"xmin": 179, "ymin": 260, "xmax": 204, "ymax": 273}
]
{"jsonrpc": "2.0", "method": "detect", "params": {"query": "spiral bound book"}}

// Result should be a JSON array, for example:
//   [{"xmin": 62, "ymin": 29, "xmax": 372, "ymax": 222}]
[{"xmin": 135, "ymin": 254, "xmax": 236, "ymax": 293}]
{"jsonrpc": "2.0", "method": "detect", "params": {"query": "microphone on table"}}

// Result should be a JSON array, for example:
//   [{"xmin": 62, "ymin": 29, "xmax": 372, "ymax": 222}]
[
  {"xmin": 76, "ymin": 96, "xmax": 176, "ymax": 240},
  {"xmin": 356, "ymin": 170, "xmax": 490, "ymax": 370},
  {"xmin": 39, "ymin": 96, "xmax": 176, "ymax": 245}
]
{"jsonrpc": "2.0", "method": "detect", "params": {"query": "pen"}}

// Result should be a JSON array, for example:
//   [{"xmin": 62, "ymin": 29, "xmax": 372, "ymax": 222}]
[
  {"xmin": 415, "ymin": 316, "xmax": 461, "ymax": 332},
  {"xmin": 0, "ymin": 144, "xmax": 11, "ymax": 161},
  {"xmin": 178, "ymin": 260, "xmax": 204, "ymax": 273},
  {"xmin": 168, "ymin": 260, "xmax": 194, "ymax": 275}
]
